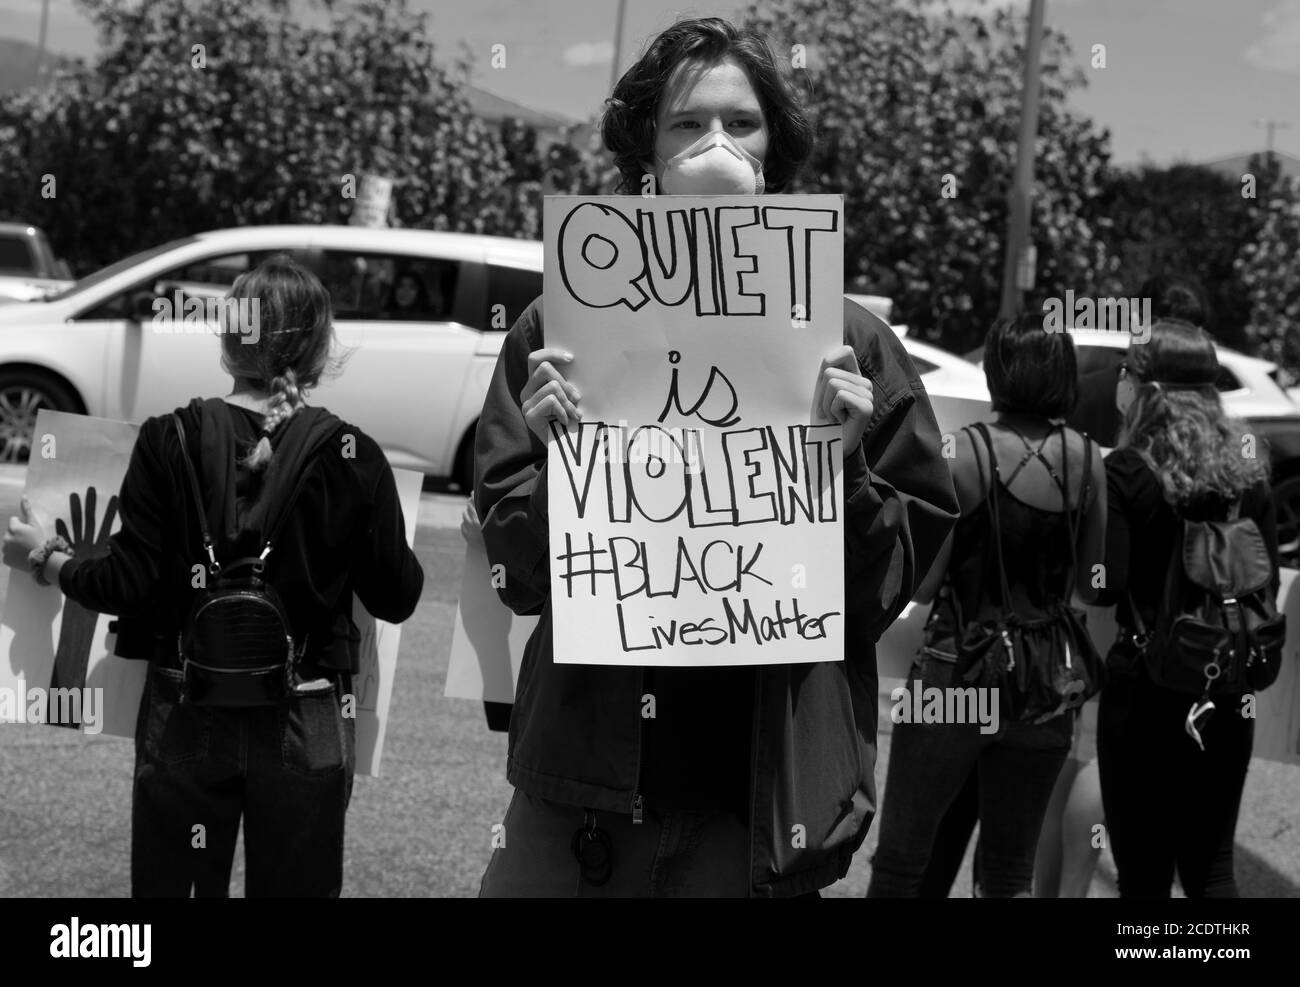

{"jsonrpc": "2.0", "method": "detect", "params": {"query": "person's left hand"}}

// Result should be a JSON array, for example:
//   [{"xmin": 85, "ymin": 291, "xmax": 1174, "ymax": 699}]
[
  {"xmin": 815, "ymin": 346, "xmax": 874, "ymax": 452},
  {"xmin": 2, "ymin": 496, "xmax": 47, "ymax": 570}
]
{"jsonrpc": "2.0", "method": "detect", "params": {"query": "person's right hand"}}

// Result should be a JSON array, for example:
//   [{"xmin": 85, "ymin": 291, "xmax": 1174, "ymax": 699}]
[{"xmin": 521, "ymin": 348, "xmax": 580, "ymax": 443}]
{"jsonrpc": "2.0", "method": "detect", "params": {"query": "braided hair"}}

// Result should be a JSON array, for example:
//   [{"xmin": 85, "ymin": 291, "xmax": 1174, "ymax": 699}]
[{"xmin": 219, "ymin": 254, "xmax": 341, "ymax": 472}]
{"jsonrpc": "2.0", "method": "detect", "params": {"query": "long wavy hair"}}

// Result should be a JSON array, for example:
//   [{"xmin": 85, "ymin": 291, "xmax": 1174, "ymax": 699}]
[
  {"xmin": 1117, "ymin": 320, "xmax": 1269, "ymax": 505},
  {"xmin": 219, "ymin": 254, "xmax": 344, "ymax": 471},
  {"xmin": 601, "ymin": 17, "xmax": 813, "ymax": 194}
]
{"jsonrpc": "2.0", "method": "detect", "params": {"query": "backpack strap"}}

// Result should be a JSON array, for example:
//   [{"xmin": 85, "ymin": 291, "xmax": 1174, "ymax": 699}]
[
  {"xmin": 174, "ymin": 410, "xmax": 335, "ymax": 575},
  {"xmin": 973, "ymin": 422, "xmax": 1014, "ymax": 615},
  {"xmin": 256, "ymin": 450, "xmax": 327, "ymax": 563},
  {"xmin": 1126, "ymin": 511, "xmax": 1190, "ymax": 651},
  {"xmin": 1058, "ymin": 428, "xmax": 1093, "ymax": 602},
  {"xmin": 174, "ymin": 414, "xmax": 221, "ymax": 576},
  {"xmin": 943, "ymin": 425, "xmax": 988, "ymax": 632}
]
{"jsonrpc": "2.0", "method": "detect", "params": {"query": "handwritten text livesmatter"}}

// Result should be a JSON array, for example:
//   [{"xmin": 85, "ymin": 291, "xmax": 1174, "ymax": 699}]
[{"xmin": 557, "ymin": 203, "xmax": 840, "ymax": 321}]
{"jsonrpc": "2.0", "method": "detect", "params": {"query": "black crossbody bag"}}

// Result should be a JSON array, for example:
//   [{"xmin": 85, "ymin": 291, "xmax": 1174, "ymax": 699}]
[{"xmin": 172, "ymin": 413, "xmax": 318, "ymax": 706}]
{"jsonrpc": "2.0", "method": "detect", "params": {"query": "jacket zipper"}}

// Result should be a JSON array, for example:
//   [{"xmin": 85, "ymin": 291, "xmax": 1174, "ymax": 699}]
[{"xmin": 632, "ymin": 665, "xmax": 645, "ymax": 824}]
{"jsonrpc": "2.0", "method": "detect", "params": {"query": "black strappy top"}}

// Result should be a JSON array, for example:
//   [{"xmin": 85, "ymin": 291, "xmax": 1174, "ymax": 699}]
[{"xmin": 927, "ymin": 422, "xmax": 1092, "ymax": 649}]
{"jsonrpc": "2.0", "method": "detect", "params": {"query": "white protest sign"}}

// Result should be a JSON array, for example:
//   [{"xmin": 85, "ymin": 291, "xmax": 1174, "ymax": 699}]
[
  {"xmin": 352, "ymin": 467, "xmax": 422, "ymax": 775},
  {"xmin": 350, "ymin": 173, "xmax": 394, "ymax": 228},
  {"xmin": 0, "ymin": 410, "xmax": 419, "ymax": 777},
  {"xmin": 445, "ymin": 538, "xmax": 535, "ymax": 704},
  {"xmin": 543, "ymin": 194, "xmax": 845, "ymax": 667}
]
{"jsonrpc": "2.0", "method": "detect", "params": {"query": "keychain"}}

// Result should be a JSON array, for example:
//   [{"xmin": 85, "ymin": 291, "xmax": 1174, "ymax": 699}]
[
  {"xmin": 1184, "ymin": 660, "xmax": 1221, "ymax": 752},
  {"xmin": 571, "ymin": 810, "xmax": 613, "ymax": 886}
]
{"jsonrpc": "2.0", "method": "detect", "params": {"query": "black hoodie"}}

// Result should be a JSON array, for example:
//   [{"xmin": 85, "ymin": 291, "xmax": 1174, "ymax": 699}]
[{"xmin": 58, "ymin": 397, "xmax": 424, "ymax": 672}]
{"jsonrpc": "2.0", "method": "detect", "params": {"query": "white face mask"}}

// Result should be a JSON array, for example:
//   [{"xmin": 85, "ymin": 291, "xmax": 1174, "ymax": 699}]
[{"xmin": 658, "ymin": 130, "xmax": 766, "ymax": 195}]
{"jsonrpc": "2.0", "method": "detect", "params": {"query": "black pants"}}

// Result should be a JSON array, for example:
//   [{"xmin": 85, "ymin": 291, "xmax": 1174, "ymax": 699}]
[
  {"xmin": 867, "ymin": 652, "xmax": 1073, "ymax": 898},
  {"xmin": 131, "ymin": 664, "xmax": 355, "ymax": 897},
  {"xmin": 1097, "ymin": 671, "xmax": 1252, "ymax": 898}
]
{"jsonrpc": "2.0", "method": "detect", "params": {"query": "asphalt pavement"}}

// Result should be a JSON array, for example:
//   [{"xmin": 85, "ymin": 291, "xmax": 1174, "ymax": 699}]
[{"xmin": 0, "ymin": 464, "xmax": 1295, "ymax": 897}]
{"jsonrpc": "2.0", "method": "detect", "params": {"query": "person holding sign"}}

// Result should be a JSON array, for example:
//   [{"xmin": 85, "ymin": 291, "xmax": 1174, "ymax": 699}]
[
  {"xmin": 473, "ymin": 17, "xmax": 959, "ymax": 897},
  {"xmin": 2, "ymin": 256, "xmax": 424, "ymax": 897}
]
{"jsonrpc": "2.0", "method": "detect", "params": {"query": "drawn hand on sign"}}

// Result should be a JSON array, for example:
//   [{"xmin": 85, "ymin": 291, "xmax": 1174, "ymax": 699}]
[
  {"xmin": 355, "ymin": 619, "xmax": 379, "ymax": 711},
  {"xmin": 521, "ymin": 347, "xmax": 579, "ymax": 442},
  {"xmin": 47, "ymin": 487, "xmax": 119, "ymax": 724},
  {"xmin": 815, "ymin": 347, "xmax": 874, "ymax": 452},
  {"xmin": 460, "ymin": 499, "xmax": 484, "ymax": 550}
]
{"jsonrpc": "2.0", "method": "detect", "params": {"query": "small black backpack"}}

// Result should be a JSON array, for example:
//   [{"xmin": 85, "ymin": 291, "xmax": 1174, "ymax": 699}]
[
  {"xmin": 1128, "ymin": 500, "xmax": 1285, "ymax": 699},
  {"xmin": 172, "ymin": 413, "xmax": 321, "ymax": 706}
]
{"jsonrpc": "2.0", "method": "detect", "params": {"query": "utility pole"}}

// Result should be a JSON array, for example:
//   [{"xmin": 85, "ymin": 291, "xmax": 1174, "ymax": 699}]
[
  {"xmin": 998, "ymin": 0, "xmax": 1046, "ymax": 320},
  {"xmin": 34, "ymin": 0, "xmax": 51, "ymax": 88},
  {"xmin": 1253, "ymin": 118, "xmax": 1292, "ymax": 161},
  {"xmin": 610, "ymin": 0, "xmax": 627, "ymax": 94}
]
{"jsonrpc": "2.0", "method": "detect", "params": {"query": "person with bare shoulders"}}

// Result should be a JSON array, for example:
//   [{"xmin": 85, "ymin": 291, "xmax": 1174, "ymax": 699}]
[{"xmin": 867, "ymin": 311, "xmax": 1107, "ymax": 898}]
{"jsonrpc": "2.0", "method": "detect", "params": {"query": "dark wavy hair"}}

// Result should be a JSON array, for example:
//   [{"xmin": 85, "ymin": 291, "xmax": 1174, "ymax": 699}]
[
  {"xmin": 601, "ymin": 17, "xmax": 813, "ymax": 194},
  {"xmin": 219, "ymin": 254, "xmax": 344, "ymax": 471},
  {"xmin": 984, "ymin": 310, "xmax": 1079, "ymax": 419},
  {"xmin": 1118, "ymin": 320, "xmax": 1270, "ymax": 504}
]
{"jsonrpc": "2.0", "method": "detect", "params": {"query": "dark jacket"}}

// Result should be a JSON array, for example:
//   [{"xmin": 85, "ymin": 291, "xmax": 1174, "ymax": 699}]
[
  {"xmin": 473, "ymin": 297, "xmax": 959, "ymax": 897},
  {"xmin": 59, "ymin": 397, "xmax": 424, "ymax": 671}
]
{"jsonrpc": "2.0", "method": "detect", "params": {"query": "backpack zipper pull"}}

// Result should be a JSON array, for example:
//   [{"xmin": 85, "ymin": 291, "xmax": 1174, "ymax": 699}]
[{"xmin": 631, "ymin": 793, "xmax": 644, "ymax": 825}]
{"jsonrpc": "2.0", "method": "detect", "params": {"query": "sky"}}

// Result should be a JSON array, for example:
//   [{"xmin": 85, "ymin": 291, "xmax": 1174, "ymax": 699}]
[{"xmin": 5, "ymin": 0, "xmax": 1298, "ymax": 166}]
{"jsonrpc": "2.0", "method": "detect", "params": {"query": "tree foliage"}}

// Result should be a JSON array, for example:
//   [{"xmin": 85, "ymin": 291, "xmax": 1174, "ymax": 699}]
[
  {"xmin": 1236, "ymin": 167, "xmax": 1300, "ymax": 382},
  {"xmin": 0, "ymin": 0, "xmax": 534, "ymax": 273},
  {"xmin": 1089, "ymin": 157, "xmax": 1291, "ymax": 352},
  {"xmin": 739, "ymin": 0, "xmax": 1116, "ymax": 353}
]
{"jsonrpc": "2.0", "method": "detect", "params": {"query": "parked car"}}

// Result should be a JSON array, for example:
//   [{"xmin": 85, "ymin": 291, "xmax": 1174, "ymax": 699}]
[
  {"xmin": 968, "ymin": 327, "xmax": 1300, "ymax": 567},
  {"xmin": 847, "ymin": 294, "xmax": 992, "ymax": 436},
  {"xmin": 0, "ymin": 223, "xmax": 75, "ymax": 303},
  {"xmin": 0, "ymin": 225, "xmax": 543, "ymax": 486}
]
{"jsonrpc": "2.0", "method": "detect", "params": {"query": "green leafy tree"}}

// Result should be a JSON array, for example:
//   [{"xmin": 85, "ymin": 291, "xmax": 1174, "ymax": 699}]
[
  {"xmin": 0, "ymin": 0, "xmax": 530, "ymax": 273},
  {"xmin": 741, "ymin": 0, "xmax": 1116, "ymax": 353}
]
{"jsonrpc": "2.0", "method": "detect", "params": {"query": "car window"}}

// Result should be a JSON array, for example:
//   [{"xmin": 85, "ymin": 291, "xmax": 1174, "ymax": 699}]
[
  {"xmin": 0, "ymin": 236, "xmax": 35, "ymax": 275},
  {"xmin": 486, "ymin": 264, "xmax": 542, "ymax": 331},
  {"xmin": 1067, "ymin": 344, "xmax": 1127, "ymax": 448},
  {"xmin": 321, "ymin": 251, "xmax": 459, "ymax": 322},
  {"xmin": 50, "ymin": 236, "xmax": 202, "ymax": 303},
  {"xmin": 78, "ymin": 251, "xmax": 272, "ymax": 320},
  {"xmin": 1215, "ymin": 365, "xmax": 1241, "ymax": 392},
  {"xmin": 1072, "ymin": 344, "xmax": 1127, "ymax": 378},
  {"xmin": 169, "ymin": 253, "xmax": 256, "ymax": 288}
]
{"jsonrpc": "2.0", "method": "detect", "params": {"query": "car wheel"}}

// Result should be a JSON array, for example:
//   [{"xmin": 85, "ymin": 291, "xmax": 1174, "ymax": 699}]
[
  {"xmin": 1272, "ymin": 469, "xmax": 1300, "ymax": 570},
  {"xmin": 454, "ymin": 424, "xmax": 477, "ymax": 493},
  {"xmin": 0, "ymin": 370, "xmax": 80, "ymax": 464}
]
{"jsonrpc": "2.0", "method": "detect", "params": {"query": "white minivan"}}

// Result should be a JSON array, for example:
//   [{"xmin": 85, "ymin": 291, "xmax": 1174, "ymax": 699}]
[{"xmin": 0, "ymin": 225, "xmax": 544, "ymax": 486}]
